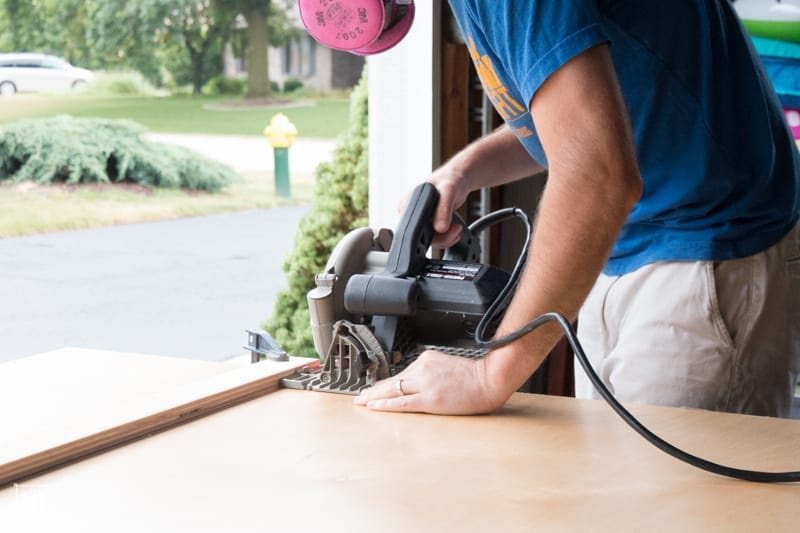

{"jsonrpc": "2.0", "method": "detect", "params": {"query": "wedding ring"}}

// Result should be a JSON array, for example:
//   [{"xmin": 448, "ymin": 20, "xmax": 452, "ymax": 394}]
[{"xmin": 396, "ymin": 379, "xmax": 406, "ymax": 396}]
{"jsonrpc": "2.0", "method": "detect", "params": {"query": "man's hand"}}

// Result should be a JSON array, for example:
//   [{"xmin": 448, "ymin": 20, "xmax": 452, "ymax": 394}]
[
  {"xmin": 354, "ymin": 350, "xmax": 507, "ymax": 415},
  {"xmin": 426, "ymin": 166, "xmax": 471, "ymax": 247},
  {"xmin": 397, "ymin": 165, "xmax": 470, "ymax": 249}
]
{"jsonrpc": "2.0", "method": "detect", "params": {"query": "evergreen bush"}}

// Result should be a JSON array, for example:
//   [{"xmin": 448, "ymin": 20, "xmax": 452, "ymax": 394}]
[
  {"xmin": 264, "ymin": 68, "xmax": 369, "ymax": 357},
  {"xmin": 0, "ymin": 116, "xmax": 235, "ymax": 192},
  {"xmin": 202, "ymin": 75, "xmax": 247, "ymax": 96},
  {"xmin": 282, "ymin": 78, "xmax": 304, "ymax": 93}
]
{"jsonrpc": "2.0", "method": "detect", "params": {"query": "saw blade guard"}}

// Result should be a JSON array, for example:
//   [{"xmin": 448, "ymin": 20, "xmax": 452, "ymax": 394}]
[{"xmin": 307, "ymin": 226, "xmax": 392, "ymax": 359}]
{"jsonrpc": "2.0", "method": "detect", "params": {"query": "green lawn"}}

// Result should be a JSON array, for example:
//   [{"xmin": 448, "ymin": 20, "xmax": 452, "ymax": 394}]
[
  {"xmin": 0, "ymin": 94, "xmax": 350, "ymax": 138},
  {"xmin": 0, "ymin": 172, "xmax": 314, "ymax": 238},
  {"xmin": 0, "ymin": 93, "xmax": 342, "ymax": 237}
]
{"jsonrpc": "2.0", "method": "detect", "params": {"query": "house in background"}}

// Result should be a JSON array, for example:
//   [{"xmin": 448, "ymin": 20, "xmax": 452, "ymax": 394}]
[{"xmin": 223, "ymin": 14, "xmax": 364, "ymax": 92}]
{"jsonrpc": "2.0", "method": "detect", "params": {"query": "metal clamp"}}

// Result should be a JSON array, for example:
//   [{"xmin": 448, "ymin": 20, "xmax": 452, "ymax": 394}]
[{"xmin": 244, "ymin": 330, "xmax": 289, "ymax": 363}]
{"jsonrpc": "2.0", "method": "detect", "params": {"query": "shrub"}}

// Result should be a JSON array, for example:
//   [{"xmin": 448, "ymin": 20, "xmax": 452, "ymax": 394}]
[
  {"xmin": 85, "ymin": 70, "xmax": 161, "ymax": 97},
  {"xmin": 264, "ymin": 67, "xmax": 368, "ymax": 357},
  {"xmin": 282, "ymin": 78, "xmax": 304, "ymax": 93},
  {"xmin": 203, "ymin": 75, "xmax": 246, "ymax": 96},
  {"xmin": 204, "ymin": 78, "xmax": 281, "ymax": 97},
  {"xmin": 0, "ymin": 116, "xmax": 235, "ymax": 192}
]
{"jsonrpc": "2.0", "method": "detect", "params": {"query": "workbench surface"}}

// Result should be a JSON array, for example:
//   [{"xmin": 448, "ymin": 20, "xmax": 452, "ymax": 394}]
[{"xmin": 2, "ymin": 350, "xmax": 799, "ymax": 532}]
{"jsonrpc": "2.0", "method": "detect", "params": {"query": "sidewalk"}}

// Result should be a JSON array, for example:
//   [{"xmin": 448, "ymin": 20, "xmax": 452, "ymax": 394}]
[{"xmin": 146, "ymin": 133, "xmax": 336, "ymax": 177}]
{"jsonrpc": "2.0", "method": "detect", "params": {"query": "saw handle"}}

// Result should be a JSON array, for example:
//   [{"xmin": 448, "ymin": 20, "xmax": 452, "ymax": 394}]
[
  {"xmin": 343, "ymin": 183, "xmax": 483, "ymax": 318},
  {"xmin": 383, "ymin": 182, "xmax": 440, "ymax": 277}
]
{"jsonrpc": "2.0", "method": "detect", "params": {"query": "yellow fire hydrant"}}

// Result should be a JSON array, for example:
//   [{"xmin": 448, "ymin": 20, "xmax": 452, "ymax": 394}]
[{"xmin": 263, "ymin": 113, "xmax": 297, "ymax": 198}]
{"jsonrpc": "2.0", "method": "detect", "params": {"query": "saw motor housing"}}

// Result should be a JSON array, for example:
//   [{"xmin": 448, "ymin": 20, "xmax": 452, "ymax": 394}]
[{"xmin": 283, "ymin": 183, "xmax": 510, "ymax": 394}]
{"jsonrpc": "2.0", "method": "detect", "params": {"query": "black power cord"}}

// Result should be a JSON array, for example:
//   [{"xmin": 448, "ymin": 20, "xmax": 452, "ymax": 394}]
[{"xmin": 469, "ymin": 208, "xmax": 800, "ymax": 483}]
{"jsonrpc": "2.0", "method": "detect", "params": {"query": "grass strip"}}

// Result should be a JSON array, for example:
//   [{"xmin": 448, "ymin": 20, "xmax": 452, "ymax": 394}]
[
  {"xmin": 0, "ymin": 95, "xmax": 349, "ymax": 139},
  {"xmin": 0, "ymin": 172, "xmax": 313, "ymax": 238}
]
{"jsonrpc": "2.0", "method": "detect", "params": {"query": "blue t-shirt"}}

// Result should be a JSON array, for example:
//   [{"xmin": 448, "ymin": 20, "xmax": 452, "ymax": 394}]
[{"xmin": 448, "ymin": 0, "xmax": 800, "ymax": 275}]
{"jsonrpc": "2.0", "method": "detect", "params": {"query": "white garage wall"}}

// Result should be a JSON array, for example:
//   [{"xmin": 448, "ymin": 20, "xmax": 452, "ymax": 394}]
[{"xmin": 367, "ymin": 3, "xmax": 441, "ymax": 231}]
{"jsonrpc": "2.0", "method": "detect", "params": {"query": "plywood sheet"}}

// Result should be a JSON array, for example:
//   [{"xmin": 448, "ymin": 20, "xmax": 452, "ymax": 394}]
[
  {"xmin": 1, "ymin": 348, "xmax": 313, "ymax": 486},
  {"xmin": 1, "ymin": 348, "xmax": 228, "ymax": 442},
  {"xmin": 2, "ymin": 389, "xmax": 798, "ymax": 532}
]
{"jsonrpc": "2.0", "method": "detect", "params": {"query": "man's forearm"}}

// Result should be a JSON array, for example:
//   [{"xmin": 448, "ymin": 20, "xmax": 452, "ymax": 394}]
[
  {"xmin": 428, "ymin": 125, "xmax": 545, "ymax": 239},
  {"xmin": 445, "ymin": 125, "xmax": 545, "ymax": 191},
  {"xmin": 479, "ymin": 45, "xmax": 643, "ymax": 402},
  {"xmin": 482, "ymin": 164, "xmax": 640, "ymax": 397}
]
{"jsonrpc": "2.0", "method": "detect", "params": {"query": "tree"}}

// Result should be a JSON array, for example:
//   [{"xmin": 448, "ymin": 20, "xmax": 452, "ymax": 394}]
[
  {"xmin": 225, "ymin": 0, "xmax": 295, "ymax": 99},
  {"xmin": 0, "ymin": 0, "xmax": 89, "ymax": 63},
  {"xmin": 241, "ymin": 0, "xmax": 270, "ymax": 98},
  {"xmin": 163, "ymin": 0, "xmax": 234, "ymax": 94},
  {"xmin": 85, "ymin": 0, "xmax": 170, "ymax": 83},
  {"xmin": 0, "ymin": 0, "xmax": 294, "ymax": 94},
  {"xmin": 0, "ymin": 0, "xmax": 24, "ymax": 51},
  {"xmin": 87, "ymin": 0, "xmax": 231, "ymax": 92},
  {"xmin": 57, "ymin": 1, "xmax": 93, "ymax": 66}
]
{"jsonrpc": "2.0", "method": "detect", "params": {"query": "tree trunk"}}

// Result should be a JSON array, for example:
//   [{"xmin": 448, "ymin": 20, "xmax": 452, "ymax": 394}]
[
  {"xmin": 191, "ymin": 50, "xmax": 206, "ymax": 95},
  {"xmin": 244, "ymin": 7, "xmax": 270, "ymax": 99}
]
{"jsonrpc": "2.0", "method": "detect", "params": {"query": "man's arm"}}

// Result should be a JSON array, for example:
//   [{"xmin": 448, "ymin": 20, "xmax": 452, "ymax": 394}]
[
  {"xmin": 357, "ymin": 44, "xmax": 642, "ymax": 414},
  {"xmin": 428, "ymin": 124, "xmax": 545, "ymax": 238},
  {"xmin": 482, "ymin": 43, "xmax": 642, "ymax": 399}
]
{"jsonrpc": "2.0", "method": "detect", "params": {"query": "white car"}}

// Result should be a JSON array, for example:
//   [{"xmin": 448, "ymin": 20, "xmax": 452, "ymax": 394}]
[{"xmin": 0, "ymin": 53, "xmax": 95, "ymax": 96}]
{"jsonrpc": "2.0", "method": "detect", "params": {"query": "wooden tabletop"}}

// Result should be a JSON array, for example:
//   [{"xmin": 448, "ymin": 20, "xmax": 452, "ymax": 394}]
[
  {"xmin": 2, "ymin": 349, "xmax": 799, "ymax": 531},
  {"xmin": 3, "ymin": 380, "xmax": 799, "ymax": 530}
]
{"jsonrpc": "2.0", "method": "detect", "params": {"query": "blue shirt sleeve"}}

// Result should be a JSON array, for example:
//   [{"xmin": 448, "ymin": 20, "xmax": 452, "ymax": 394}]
[{"xmin": 465, "ymin": 0, "xmax": 609, "ymax": 105}]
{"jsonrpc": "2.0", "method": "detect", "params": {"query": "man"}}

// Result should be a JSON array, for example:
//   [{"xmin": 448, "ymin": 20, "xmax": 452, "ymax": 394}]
[{"xmin": 355, "ymin": 0, "xmax": 800, "ymax": 417}]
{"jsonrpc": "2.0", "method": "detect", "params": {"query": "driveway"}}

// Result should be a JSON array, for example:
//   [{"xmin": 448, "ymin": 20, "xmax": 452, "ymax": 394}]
[
  {"xmin": 0, "ymin": 207, "xmax": 310, "ymax": 363},
  {"xmin": 0, "ymin": 132, "xmax": 336, "ymax": 363},
  {"xmin": 0, "ymin": 133, "xmax": 335, "ymax": 362}
]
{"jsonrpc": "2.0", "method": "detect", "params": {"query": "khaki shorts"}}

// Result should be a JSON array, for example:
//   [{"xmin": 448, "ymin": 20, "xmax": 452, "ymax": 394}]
[{"xmin": 576, "ymin": 220, "xmax": 800, "ymax": 418}]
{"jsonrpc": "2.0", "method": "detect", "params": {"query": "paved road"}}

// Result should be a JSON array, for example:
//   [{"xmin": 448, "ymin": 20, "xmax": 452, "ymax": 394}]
[{"xmin": 0, "ymin": 208, "xmax": 309, "ymax": 363}]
